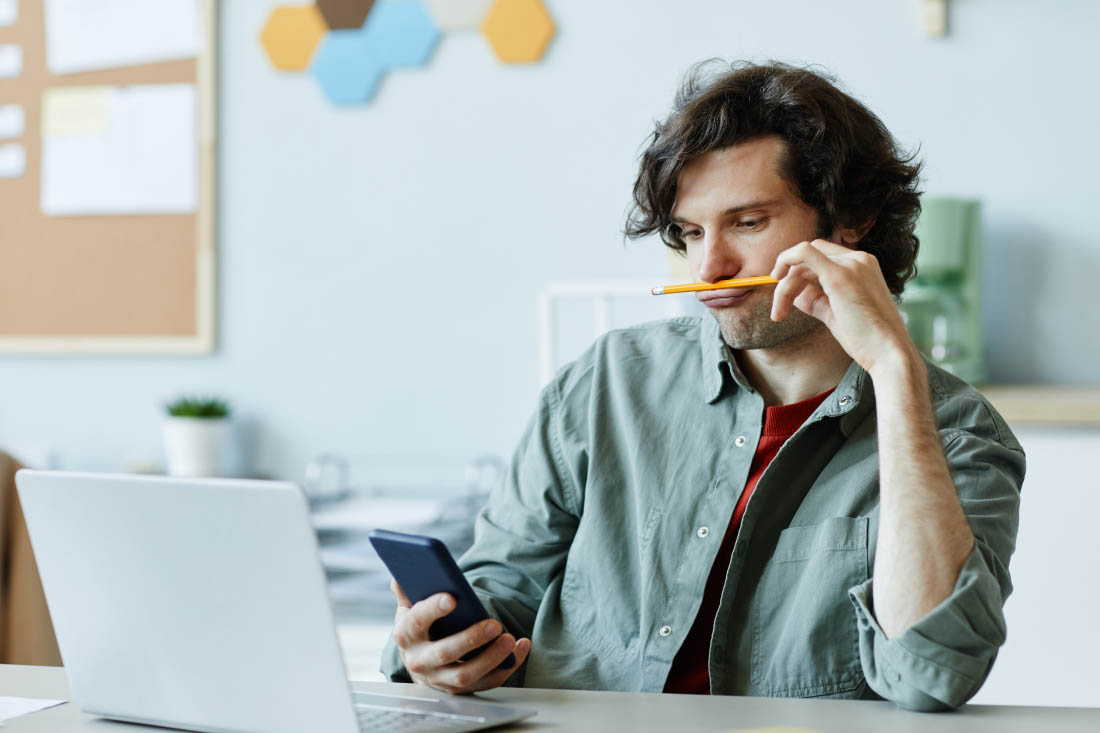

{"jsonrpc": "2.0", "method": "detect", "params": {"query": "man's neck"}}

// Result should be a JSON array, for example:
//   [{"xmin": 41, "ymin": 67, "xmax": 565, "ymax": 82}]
[{"xmin": 734, "ymin": 325, "xmax": 853, "ymax": 407}]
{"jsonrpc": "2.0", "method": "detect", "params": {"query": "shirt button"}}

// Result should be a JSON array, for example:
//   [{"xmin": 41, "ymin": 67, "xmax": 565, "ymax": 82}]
[
  {"xmin": 696, "ymin": 526, "xmax": 709, "ymax": 539},
  {"xmin": 839, "ymin": 395, "xmax": 853, "ymax": 406},
  {"xmin": 736, "ymin": 543, "xmax": 746, "ymax": 557},
  {"xmin": 734, "ymin": 435, "xmax": 747, "ymax": 447},
  {"xmin": 658, "ymin": 625, "xmax": 673, "ymax": 637}
]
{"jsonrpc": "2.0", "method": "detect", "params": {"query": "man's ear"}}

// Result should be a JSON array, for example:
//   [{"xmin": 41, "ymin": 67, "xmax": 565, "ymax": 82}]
[{"xmin": 836, "ymin": 218, "xmax": 876, "ymax": 247}]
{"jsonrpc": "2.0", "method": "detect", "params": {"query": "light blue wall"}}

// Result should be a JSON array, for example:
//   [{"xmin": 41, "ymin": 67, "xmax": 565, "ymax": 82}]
[{"xmin": 2, "ymin": 0, "xmax": 1098, "ymax": 479}]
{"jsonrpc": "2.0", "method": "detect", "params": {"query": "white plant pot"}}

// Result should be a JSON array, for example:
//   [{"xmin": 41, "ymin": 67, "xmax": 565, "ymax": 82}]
[{"xmin": 163, "ymin": 417, "xmax": 229, "ymax": 477}]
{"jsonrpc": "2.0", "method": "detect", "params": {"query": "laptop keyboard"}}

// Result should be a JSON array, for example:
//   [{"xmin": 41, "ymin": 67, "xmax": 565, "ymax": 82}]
[{"xmin": 356, "ymin": 703, "xmax": 488, "ymax": 732}]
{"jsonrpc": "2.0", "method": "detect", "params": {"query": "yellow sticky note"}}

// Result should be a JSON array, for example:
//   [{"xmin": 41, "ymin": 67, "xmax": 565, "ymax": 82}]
[{"xmin": 42, "ymin": 86, "xmax": 110, "ymax": 137}]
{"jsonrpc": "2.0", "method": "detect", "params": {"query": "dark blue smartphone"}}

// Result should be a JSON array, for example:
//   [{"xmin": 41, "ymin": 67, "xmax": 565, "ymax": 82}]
[{"xmin": 368, "ymin": 529, "xmax": 516, "ymax": 669}]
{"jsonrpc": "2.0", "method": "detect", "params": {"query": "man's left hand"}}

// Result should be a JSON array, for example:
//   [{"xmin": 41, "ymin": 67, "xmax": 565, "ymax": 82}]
[{"xmin": 769, "ymin": 239, "xmax": 918, "ymax": 376}]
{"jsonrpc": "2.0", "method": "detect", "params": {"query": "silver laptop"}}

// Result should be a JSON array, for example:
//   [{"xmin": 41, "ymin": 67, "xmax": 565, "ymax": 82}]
[{"xmin": 16, "ymin": 470, "xmax": 535, "ymax": 733}]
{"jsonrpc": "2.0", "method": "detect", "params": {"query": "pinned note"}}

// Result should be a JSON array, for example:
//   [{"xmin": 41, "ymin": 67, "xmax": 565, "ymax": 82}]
[
  {"xmin": 0, "ymin": 44, "xmax": 22, "ymax": 78},
  {"xmin": 0, "ymin": 0, "xmax": 17, "ymax": 27},
  {"xmin": 41, "ymin": 86, "xmax": 108, "ymax": 136},
  {"xmin": 40, "ymin": 84, "xmax": 197, "ymax": 215},
  {"xmin": 44, "ymin": 0, "xmax": 200, "ymax": 74},
  {"xmin": 0, "ymin": 104, "xmax": 24, "ymax": 139},
  {"xmin": 0, "ymin": 143, "xmax": 26, "ymax": 178}
]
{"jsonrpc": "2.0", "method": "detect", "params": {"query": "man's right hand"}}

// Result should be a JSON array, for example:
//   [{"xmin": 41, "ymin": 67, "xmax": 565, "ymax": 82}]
[{"xmin": 390, "ymin": 579, "xmax": 532, "ymax": 694}]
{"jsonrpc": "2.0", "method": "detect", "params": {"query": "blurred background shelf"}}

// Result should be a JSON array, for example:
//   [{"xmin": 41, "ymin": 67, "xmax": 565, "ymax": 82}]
[{"xmin": 980, "ymin": 386, "xmax": 1100, "ymax": 426}]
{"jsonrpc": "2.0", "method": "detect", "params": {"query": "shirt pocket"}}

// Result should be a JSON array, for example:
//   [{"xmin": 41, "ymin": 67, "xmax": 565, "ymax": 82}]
[{"xmin": 750, "ymin": 515, "xmax": 869, "ymax": 697}]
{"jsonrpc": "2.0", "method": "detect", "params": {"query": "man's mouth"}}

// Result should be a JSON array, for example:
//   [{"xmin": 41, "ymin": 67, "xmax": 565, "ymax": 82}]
[{"xmin": 698, "ymin": 289, "xmax": 752, "ymax": 308}]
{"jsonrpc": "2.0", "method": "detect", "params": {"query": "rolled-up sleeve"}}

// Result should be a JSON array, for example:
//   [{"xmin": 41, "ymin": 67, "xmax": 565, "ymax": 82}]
[
  {"xmin": 850, "ymin": 543, "xmax": 1007, "ymax": 710},
  {"xmin": 849, "ymin": 396, "xmax": 1025, "ymax": 711}
]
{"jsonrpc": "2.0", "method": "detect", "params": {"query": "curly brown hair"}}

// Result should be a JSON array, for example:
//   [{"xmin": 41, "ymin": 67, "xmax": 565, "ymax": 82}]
[{"xmin": 625, "ymin": 60, "xmax": 923, "ymax": 297}]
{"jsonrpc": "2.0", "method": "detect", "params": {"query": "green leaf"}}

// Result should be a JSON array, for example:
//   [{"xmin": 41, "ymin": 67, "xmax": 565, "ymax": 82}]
[{"xmin": 165, "ymin": 396, "xmax": 231, "ymax": 418}]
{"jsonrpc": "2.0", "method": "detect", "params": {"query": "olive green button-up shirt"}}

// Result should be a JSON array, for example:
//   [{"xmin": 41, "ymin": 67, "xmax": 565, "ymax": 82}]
[{"xmin": 381, "ymin": 316, "xmax": 1025, "ymax": 711}]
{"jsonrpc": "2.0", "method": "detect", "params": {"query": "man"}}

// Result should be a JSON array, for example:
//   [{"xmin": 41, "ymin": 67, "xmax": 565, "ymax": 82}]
[{"xmin": 380, "ymin": 61, "xmax": 1024, "ymax": 711}]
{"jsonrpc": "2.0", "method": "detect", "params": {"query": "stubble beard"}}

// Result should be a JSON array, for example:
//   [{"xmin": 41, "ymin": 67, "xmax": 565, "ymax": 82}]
[{"xmin": 710, "ymin": 290, "xmax": 824, "ymax": 351}]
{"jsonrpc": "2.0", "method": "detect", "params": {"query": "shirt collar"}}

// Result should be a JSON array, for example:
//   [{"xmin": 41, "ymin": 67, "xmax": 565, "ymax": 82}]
[
  {"xmin": 699, "ymin": 315, "xmax": 758, "ymax": 403},
  {"xmin": 699, "ymin": 316, "xmax": 734, "ymax": 403},
  {"xmin": 698, "ymin": 316, "xmax": 875, "ymax": 434},
  {"xmin": 822, "ymin": 359, "xmax": 876, "ymax": 437}
]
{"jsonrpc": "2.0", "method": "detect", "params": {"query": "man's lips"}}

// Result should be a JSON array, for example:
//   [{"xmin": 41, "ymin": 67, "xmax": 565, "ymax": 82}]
[{"xmin": 698, "ymin": 288, "xmax": 752, "ymax": 308}]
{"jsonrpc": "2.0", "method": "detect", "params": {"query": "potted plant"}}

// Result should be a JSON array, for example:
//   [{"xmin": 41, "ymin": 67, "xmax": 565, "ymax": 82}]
[{"xmin": 163, "ymin": 396, "xmax": 231, "ymax": 477}]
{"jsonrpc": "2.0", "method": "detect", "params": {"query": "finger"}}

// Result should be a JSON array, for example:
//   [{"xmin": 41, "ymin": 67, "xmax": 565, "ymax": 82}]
[
  {"xmin": 771, "ymin": 240, "xmax": 844, "ymax": 284},
  {"xmin": 791, "ymin": 283, "xmax": 831, "ymax": 323},
  {"xmin": 402, "ymin": 593, "xmax": 456, "ymax": 644},
  {"xmin": 437, "ymin": 633, "xmax": 518, "ymax": 692},
  {"xmin": 770, "ymin": 264, "xmax": 819, "ymax": 322},
  {"xmin": 390, "ymin": 578, "xmax": 412, "ymax": 608},
  {"xmin": 466, "ymin": 638, "xmax": 532, "ymax": 693},
  {"xmin": 805, "ymin": 238, "xmax": 853, "ymax": 257},
  {"xmin": 421, "ymin": 618, "xmax": 502, "ymax": 668}
]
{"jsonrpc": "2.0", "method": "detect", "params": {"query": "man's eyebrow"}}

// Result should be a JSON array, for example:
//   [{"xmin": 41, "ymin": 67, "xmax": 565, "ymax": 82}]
[{"xmin": 670, "ymin": 199, "xmax": 783, "ymax": 225}]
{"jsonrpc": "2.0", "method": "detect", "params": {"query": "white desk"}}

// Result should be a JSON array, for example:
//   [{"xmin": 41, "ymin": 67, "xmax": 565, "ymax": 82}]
[{"xmin": 2, "ymin": 664, "xmax": 1098, "ymax": 732}]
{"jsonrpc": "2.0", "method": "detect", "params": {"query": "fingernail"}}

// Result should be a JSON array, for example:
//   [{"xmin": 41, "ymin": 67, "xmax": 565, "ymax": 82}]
[
  {"xmin": 438, "ymin": 595, "xmax": 454, "ymax": 611},
  {"xmin": 484, "ymin": 621, "xmax": 501, "ymax": 639}
]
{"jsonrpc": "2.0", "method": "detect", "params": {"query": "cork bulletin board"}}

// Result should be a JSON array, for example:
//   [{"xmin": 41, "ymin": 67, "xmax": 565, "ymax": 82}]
[{"xmin": 0, "ymin": 0, "xmax": 216, "ymax": 354}]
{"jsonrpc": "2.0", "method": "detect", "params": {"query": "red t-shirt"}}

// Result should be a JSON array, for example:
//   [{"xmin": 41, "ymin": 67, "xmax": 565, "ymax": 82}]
[{"xmin": 663, "ymin": 388, "xmax": 834, "ymax": 694}]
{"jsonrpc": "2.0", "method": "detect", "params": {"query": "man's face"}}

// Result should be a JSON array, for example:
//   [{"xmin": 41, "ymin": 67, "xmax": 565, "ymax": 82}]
[{"xmin": 671, "ymin": 136, "xmax": 825, "ymax": 350}]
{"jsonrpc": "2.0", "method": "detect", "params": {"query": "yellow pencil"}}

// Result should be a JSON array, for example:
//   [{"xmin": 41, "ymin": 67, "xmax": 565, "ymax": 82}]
[{"xmin": 650, "ymin": 276, "xmax": 779, "ymax": 296}]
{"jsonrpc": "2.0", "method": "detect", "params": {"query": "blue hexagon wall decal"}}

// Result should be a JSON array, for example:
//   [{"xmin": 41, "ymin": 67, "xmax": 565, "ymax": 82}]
[
  {"xmin": 311, "ymin": 29, "xmax": 386, "ymax": 105},
  {"xmin": 362, "ymin": 0, "xmax": 440, "ymax": 69}
]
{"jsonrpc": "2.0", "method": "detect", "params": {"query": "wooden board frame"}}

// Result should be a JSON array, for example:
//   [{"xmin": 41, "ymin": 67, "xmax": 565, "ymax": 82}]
[{"xmin": 0, "ymin": 0, "xmax": 216, "ymax": 354}]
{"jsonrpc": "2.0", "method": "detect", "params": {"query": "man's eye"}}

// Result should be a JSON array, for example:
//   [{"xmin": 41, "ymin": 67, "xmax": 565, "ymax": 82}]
[
  {"xmin": 738, "ymin": 218, "xmax": 766, "ymax": 230},
  {"xmin": 683, "ymin": 229, "xmax": 703, "ymax": 240}
]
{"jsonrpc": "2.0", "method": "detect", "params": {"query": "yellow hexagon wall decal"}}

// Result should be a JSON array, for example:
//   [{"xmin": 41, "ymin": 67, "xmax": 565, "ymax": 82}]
[
  {"xmin": 260, "ymin": 4, "xmax": 328, "ymax": 71},
  {"xmin": 481, "ymin": 0, "xmax": 554, "ymax": 64}
]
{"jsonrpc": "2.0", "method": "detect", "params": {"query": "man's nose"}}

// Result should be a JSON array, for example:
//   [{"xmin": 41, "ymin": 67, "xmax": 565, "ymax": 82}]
[{"xmin": 697, "ymin": 234, "xmax": 742, "ymax": 283}]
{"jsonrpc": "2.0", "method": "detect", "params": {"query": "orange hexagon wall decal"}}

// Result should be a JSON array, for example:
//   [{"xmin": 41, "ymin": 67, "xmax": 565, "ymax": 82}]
[
  {"xmin": 481, "ymin": 0, "xmax": 554, "ymax": 64},
  {"xmin": 260, "ymin": 4, "xmax": 328, "ymax": 71}
]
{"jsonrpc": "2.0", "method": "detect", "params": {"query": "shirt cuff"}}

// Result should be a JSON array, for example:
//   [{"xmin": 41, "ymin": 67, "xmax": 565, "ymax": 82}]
[
  {"xmin": 848, "ymin": 543, "xmax": 1007, "ymax": 711},
  {"xmin": 379, "ymin": 633, "xmax": 412, "ymax": 683}
]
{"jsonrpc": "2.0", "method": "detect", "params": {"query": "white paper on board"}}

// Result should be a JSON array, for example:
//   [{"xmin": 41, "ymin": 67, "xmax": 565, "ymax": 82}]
[
  {"xmin": 0, "ymin": 0, "xmax": 18, "ymax": 28},
  {"xmin": 0, "ymin": 142, "xmax": 26, "ymax": 178},
  {"xmin": 0, "ymin": 43, "xmax": 22, "ymax": 77},
  {"xmin": 0, "ymin": 104, "xmax": 24, "ymax": 139},
  {"xmin": 44, "ymin": 0, "xmax": 200, "ymax": 74},
  {"xmin": 40, "ymin": 84, "xmax": 197, "ymax": 215}
]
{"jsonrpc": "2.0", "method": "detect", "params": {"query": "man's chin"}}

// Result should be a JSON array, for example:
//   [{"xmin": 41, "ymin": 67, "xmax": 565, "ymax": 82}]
[{"xmin": 710, "ymin": 306, "xmax": 820, "ymax": 351}]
